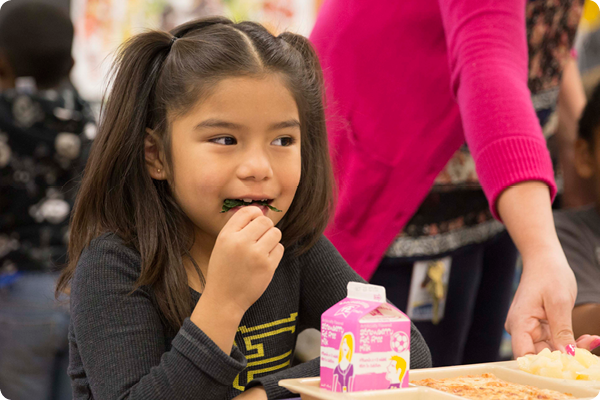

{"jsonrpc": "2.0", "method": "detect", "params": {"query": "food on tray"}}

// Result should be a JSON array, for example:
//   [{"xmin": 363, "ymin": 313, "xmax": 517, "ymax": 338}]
[
  {"xmin": 412, "ymin": 373, "xmax": 575, "ymax": 399},
  {"xmin": 517, "ymin": 347, "xmax": 600, "ymax": 380}
]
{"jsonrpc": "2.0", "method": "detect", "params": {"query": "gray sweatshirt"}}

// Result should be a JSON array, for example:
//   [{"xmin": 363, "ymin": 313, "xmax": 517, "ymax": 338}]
[{"xmin": 68, "ymin": 233, "xmax": 432, "ymax": 399}]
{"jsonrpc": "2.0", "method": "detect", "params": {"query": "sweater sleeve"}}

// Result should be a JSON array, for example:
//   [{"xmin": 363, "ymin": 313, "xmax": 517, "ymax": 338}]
[
  {"xmin": 438, "ymin": 0, "xmax": 556, "ymax": 219},
  {"xmin": 70, "ymin": 237, "xmax": 247, "ymax": 400},
  {"xmin": 249, "ymin": 237, "xmax": 433, "ymax": 399}
]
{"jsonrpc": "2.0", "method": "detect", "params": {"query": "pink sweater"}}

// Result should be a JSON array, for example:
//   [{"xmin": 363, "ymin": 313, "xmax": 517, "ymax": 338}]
[{"xmin": 310, "ymin": 0, "xmax": 556, "ymax": 280}]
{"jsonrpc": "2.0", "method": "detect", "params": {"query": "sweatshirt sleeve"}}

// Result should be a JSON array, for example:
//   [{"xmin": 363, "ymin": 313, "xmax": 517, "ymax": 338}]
[
  {"xmin": 70, "ymin": 237, "xmax": 247, "ymax": 400},
  {"xmin": 248, "ymin": 237, "xmax": 432, "ymax": 398},
  {"xmin": 555, "ymin": 211, "xmax": 600, "ymax": 306},
  {"xmin": 438, "ymin": 0, "xmax": 556, "ymax": 218}
]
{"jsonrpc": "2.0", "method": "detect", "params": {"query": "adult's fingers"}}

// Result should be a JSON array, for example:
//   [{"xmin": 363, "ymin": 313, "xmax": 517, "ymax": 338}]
[
  {"xmin": 546, "ymin": 293, "xmax": 576, "ymax": 353},
  {"xmin": 509, "ymin": 315, "xmax": 551, "ymax": 357},
  {"xmin": 533, "ymin": 341, "xmax": 553, "ymax": 354},
  {"xmin": 576, "ymin": 335, "xmax": 600, "ymax": 351},
  {"xmin": 510, "ymin": 324, "xmax": 538, "ymax": 357}
]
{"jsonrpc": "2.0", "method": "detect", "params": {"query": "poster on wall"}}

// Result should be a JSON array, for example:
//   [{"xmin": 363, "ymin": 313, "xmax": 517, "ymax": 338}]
[{"xmin": 71, "ymin": 0, "xmax": 317, "ymax": 101}]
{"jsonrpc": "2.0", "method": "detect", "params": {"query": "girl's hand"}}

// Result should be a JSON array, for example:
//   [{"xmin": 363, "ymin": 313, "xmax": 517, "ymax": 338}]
[
  {"xmin": 232, "ymin": 387, "xmax": 268, "ymax": 400},
  {"xmin": 204, "ymin": 206, "xmax": 284, "ymax": 316},
  {"xmin": 505, "ymin": 250, "xmax": 577, "ymax": 357}
]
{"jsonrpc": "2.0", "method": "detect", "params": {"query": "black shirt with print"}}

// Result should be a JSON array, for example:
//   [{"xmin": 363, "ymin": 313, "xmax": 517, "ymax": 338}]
[{"xmin": 0, "ymin": 84, "xmax": 95, "ymax": 273}]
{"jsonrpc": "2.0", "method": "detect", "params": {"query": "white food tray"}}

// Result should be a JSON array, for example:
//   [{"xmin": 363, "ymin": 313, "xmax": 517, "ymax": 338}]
[
  {"xmin": 279, "ymin": 361, "xmax": 600, "ymax": 399},
  {"xmin": 496, "ymin": 360, "xmax": 600, "ymax": 390}
]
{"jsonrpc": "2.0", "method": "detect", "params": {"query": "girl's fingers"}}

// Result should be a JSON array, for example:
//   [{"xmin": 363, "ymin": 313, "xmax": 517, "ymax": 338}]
[
  {"xmin": 241, "ymin": 215, "xmax": 275, "ymax": 242},
  {"xmin": 256, "ymin": 227, "xmax": 282, "ymax": 254},
  {"xmin": 268, "ymin": 243, "xmax": 284, "ymax": 262},
  {"xmin": 226, "ymin": 206, "xmax": 264, "ymax": 232}
]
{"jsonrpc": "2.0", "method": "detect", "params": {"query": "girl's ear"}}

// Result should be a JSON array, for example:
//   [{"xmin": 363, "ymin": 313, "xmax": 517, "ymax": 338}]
[
  {"xmin": 145, "ymin": 128, "xmax": 166, "ymax": 180},
  {"xmin": 574, "ymin": 138, "xmax": 595, "ymax": 179}
]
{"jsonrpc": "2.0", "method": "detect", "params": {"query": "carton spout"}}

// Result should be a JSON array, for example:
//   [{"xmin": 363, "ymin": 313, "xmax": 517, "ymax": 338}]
[{"xmin": 347, "ymin": 282, "xmax": 386, "ymax": 303}]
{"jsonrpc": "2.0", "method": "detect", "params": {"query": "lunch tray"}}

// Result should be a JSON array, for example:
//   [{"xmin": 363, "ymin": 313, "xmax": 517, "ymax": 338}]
[{"xmin": 279, "ymin": 361, "xmax": 600, "ymax": 399}]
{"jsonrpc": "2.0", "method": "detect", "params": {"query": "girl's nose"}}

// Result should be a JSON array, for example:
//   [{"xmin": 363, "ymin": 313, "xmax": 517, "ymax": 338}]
[{"xmin": 236, "ymin": 148, "xmax": 273, "ymax": 181}]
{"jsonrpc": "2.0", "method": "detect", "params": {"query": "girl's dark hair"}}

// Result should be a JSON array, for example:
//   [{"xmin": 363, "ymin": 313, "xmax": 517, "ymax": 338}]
[
  {"xmin": 56, "ymin": 16, "xmax": 333, "ymax": 331},
  {"xmin": 580, "ymin": 81, "xmax": 600, "ymax": 148}
]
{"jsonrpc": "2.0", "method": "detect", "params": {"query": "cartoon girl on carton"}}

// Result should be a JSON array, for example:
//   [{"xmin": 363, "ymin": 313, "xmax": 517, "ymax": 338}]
[
  {"xmin": 386, "ymin": 355, "xmax": 407, "ymax": 389},
  {"xmin": 333, "ymin": 333, "xmax": 355, "ymax": 392}
]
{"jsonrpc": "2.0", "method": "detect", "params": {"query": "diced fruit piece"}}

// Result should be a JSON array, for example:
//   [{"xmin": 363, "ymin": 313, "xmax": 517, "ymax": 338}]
[
  {"xmin": 575, "ymin": 348, "xmax": 598, "ymax": 369},
  {"xmin": 517, "ymin": 357, "xmax": 531, "ymax": 373},
  {"xmin": 539, "ymin": 366, "xmax": 563, "ymax": 379}
]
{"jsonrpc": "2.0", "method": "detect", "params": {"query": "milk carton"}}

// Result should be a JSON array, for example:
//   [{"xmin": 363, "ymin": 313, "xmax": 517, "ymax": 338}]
[{"xmin": 320, "ymin": 282, "xmax": 410, "ymax": 392}]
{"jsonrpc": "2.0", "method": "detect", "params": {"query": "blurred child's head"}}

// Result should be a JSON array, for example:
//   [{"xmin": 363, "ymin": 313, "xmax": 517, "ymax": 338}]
[
  {"xmin": 576, "ymin": 81, "xmax": 600, "ymax": 204},
  {"xmin": 0, "ymin": 2, "xmax": 74, "ymax": 89},
  {"xmin": 61, "ymin": 17, "xmax": 333, "ymax": 329}
]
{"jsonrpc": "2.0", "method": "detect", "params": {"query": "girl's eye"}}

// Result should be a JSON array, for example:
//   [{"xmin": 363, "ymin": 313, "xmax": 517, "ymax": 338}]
[
  {"xmin": 272, "ymin": 137, "xmax": 295, "ymax": 147},
  {"xmin": 210, "ymin": 136, "xmax": 237, "ymax": 145}
]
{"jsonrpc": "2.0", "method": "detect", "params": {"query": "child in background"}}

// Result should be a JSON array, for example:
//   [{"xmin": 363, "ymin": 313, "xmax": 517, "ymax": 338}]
[
  {"xmin": 55, "ymin": 17, "xmax": 432, "ymax": 400},
  {"xmin": 0, "ymin": 3, "xmax": 95, "ymax": 400},
  {"xmin": 555, "ymin": 81, "xmax": 600, "ymax": 353}
]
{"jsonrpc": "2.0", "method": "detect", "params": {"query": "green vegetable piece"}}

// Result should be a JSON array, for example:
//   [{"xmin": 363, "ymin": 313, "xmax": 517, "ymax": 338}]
[{"xmin": 220, "ymin": 199, "xmax": 282, "ymax": 213}]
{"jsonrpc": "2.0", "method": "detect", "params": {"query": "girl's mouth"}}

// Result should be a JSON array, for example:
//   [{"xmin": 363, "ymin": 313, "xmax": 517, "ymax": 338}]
[{"xmin": 220, "ymin": 198, "xmax": 282, "ymax": 214}]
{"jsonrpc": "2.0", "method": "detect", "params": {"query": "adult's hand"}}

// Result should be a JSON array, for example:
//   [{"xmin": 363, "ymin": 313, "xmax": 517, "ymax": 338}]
[
  {"xmin": 505, "ymin": 250, "xmax": 577, "ymax": 356},
  {"xmin": 498, "ymin": 181, "xmax": 577, "ymax": 357},
  {"xmin": 575, "ymin": 334, "xmax": 600, "ymax": 352}
]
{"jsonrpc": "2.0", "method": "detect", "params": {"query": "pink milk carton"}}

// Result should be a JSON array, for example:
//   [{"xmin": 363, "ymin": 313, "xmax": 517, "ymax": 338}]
[{"xmin": 320, "ymin": 282, "xmax": 410, "ymax": 392}]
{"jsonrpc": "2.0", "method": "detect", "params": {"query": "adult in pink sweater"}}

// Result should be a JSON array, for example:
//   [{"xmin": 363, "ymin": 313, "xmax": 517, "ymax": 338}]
[{"xmin": 310, "ymin": 0, "xmax": 577, "ymax": 357}]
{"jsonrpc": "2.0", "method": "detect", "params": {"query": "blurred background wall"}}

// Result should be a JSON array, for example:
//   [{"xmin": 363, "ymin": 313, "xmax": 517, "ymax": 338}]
[{"xmin": 68, "ymin": 0, "xmax": 320, "ymax": 102}]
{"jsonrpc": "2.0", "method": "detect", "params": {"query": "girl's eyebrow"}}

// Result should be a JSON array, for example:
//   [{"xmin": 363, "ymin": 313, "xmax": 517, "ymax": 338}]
[
  {"xmin": 269, "ymin": 120, "xmax": 301, "ymax": 131},
  {"xmin": 195, "ymin": 119, "xmax": 243, "ymax": 130},
  {"xmin": 194, "ymin": 118, "xmax": 300, "ymax": 131}
]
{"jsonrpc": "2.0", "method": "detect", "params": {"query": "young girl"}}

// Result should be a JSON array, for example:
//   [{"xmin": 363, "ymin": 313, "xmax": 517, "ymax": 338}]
[{"xmin": 55, "ymin": 17, "xmax": 431, "ymax": 400}]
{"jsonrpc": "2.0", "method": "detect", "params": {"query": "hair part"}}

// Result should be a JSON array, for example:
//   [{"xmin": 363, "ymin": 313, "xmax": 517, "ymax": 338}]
[
  {"xmin": 56, "ymin": 16, "xmax": 333, "ymax": 332},
  {"xmin": 0, "ymin": 2, "xmax": 74, "ymax": 88}
]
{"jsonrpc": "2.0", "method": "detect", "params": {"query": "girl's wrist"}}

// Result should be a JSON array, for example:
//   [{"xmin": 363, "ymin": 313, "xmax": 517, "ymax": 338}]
[
  {"xmin": 199, "ymin": 285, "xmax": 246, "ymax": 321},
  {"xmin": 190, "ymin": 287, "xmax": 245, "ymax": 355}
]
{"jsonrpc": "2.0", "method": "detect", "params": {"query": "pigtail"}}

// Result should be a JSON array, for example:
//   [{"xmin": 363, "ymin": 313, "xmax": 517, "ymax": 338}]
[
  {"xmin": 278, "ymin": 32, "xmax": 325, "ymax": 89},
  {"xmin": 276, "ymin": 32, "xmax": 334, "ymax": 254},
  {"xmin": 57, "ymin": 31, "xmax": 193, "ymax": 329}
]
